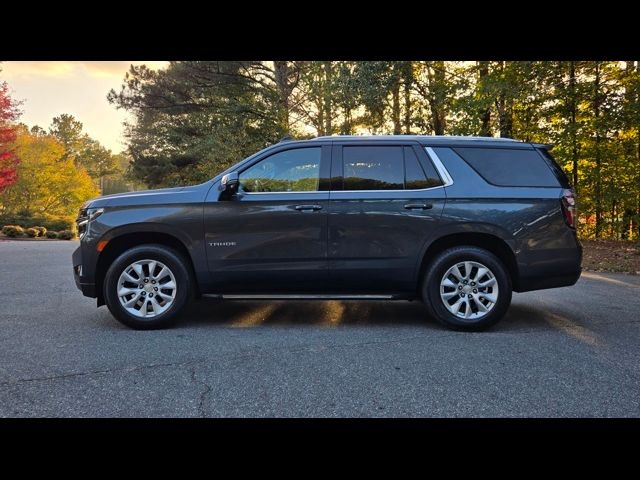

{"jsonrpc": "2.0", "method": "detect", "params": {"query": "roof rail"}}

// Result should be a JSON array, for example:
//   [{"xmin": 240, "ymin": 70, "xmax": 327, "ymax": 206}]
[{"xmin": 313, "ymin": 134, "xmax": 520, "ymax": 142}]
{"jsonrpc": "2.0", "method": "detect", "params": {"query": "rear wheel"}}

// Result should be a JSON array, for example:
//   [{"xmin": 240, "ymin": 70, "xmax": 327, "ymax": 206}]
[
  {"xmin": 422, "ymin": 246, "xmax": 512, "ymax": 331},
  {"xmin": 104, "ymin": 244, "xmax": 192, "ymax": 329}
]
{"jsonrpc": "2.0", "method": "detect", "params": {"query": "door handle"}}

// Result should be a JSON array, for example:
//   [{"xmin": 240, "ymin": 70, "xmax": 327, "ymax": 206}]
[
  {"xmin": 404, "ymin": 203, "xmax": 433, "ymax": 210},
  {"xmin": 295, "ymin": 204, "xmax": 323, "ymax": 211}
]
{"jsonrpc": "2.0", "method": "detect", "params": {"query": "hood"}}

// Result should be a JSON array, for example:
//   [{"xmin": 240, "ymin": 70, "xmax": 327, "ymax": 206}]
[{"xmin": 84, "ymin": 183, "xmax": 212, "ymax": 208}]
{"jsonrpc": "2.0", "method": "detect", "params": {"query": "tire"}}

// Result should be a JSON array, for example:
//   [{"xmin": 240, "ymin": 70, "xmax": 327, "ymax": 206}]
[
  {"xmin": 103, "ymin": 244, "xmax": 193, "ymax": 330},
  {"xmin": 421, "ymin": 246, "xmax": 512, "ymax": 331}
]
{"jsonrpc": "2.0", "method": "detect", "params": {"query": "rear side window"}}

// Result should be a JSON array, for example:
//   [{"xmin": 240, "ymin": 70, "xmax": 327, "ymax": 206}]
[
  {"xmin": 537, "ymin": 148, "xmax": 571, "ymax": 188},
  {"xmin": 453, "ymin": 147, "xmax": 560, "ymax": 187},
  {"xmin": 343, "ymin": 146, "xmax": 404, "ymax": 190},
  {"xmin": 342, "ymin": 145, "xmax": 443, "ymax": 190},
  {"xmin": 404, "ymin": 146, "xmax": 442, "ymax": 189}
]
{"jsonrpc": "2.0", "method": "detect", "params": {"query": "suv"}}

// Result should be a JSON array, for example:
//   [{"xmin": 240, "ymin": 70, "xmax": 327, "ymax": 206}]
[{"xmin": 72, "ymin": 136, "xmax": 581, "ymax": 331}]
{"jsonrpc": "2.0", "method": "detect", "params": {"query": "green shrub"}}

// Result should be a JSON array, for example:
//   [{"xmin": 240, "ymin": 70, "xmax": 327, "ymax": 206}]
[
  {"xmin": 45, "ymin": 231, "xmax": 58, "ymax": 239},
  {"xmin": 2, "ymin": 225, "xmax": 24, "ymax": 237},
  {"xmin": 33, "ymin": 226, "xmax": 47, "ymax": 237},
  {"xmin": 57, "ymin": 230, "xmax": 75, "ymax": 240},
  {"xmin": 25, "ymin": 228, "xmax": 39, "ymax": 237},
  {"xmin": 0, "ymin": 215, "xmax": 75, "ymax": 233},
  {"xmin": 2, "ymin": 225, "xmax": 16, "ymax": 235}
]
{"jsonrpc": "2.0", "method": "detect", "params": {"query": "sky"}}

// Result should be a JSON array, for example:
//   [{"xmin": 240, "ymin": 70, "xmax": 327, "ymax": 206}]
[{"xmin": 0, "ymin": 61, "xmax": 169, "ymax": 153}]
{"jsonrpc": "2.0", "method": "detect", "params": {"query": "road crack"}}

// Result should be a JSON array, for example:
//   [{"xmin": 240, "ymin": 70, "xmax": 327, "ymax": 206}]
[
  {"xmin": 0, "ymin": 360, "xmax": 200, "ymax": 387},
  {"xmin": 190, "ymin": 366, "xmax": 212, "ymax": 418}
]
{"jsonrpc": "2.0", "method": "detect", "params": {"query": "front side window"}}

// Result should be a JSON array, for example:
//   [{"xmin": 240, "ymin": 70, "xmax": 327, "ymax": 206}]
[{"xmin": 240, "ymin": 147, "xmax": 321, "ymax": 193}]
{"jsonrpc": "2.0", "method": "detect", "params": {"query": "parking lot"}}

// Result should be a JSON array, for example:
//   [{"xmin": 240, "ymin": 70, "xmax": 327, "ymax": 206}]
[{"xmin": 1, "ymin": 240, "xmax": 639, "ymax": 417}]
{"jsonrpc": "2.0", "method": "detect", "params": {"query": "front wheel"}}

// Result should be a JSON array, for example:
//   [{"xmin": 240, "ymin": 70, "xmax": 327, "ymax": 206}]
[
  {"xmin": 422, "ymin": 246, "xmax": 512, "ymax": 331},
  {"xmin": 103, "ymin": 244, "xmax": 192, "ymax": 329}
]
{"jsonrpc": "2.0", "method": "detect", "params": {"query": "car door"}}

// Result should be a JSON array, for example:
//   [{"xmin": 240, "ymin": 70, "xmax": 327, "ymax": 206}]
[
  {"xmin": 204, "ymin": 143, "xmax": 331, "ymax": 293},
  {"xmin": 328, "ymin": 142, "xmax": 446, "ymax": 293}
]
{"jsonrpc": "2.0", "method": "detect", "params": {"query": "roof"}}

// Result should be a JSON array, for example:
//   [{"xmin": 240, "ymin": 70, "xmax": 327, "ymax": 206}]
[{"xmin": 284, "ymin": 135, "xmax": 531, "ymax": 148}]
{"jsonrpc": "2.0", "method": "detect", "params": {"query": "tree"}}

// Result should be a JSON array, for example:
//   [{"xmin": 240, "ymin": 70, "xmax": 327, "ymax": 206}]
[
  {"xmin": 48, "ymin": 113, "xmax": 121, "ymax": 191},
  {"xmin": 0, "ymin": 82, "xmax": 21, "ymax": 193},
  {"xmin": 108, "ymin": 62, "xmax": 287, "ymax": 187},
  {"xmin": 1, "ymin": 126, "xmax": 98, "ymax": 218},
  {"xmin": 49, "ymin": 114, "xmax": 84, "ymax": 161}
]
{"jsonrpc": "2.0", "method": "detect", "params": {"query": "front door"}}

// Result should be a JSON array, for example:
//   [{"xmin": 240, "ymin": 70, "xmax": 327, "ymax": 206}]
[
  {"xmin": 328, "ymin": 142, "xmax": 446, "ymax": 292},
  {"xmin": 204, "ymin": 144, "xmax": 331, "ymax": 293}
]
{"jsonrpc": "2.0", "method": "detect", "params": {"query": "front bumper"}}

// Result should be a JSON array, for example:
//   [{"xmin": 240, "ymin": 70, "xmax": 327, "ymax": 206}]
[{"xmin": 72, "ymin": 244, "xmax": 97, "ymax": 298}]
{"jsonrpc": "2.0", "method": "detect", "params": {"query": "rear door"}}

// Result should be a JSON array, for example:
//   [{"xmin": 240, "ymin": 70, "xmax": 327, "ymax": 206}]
[{"xmin": 328, "ymin": 141, "xmax": 446, "ymax": 293}]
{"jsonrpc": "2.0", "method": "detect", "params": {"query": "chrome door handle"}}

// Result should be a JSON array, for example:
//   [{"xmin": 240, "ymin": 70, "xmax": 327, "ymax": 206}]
[
  {"xmin": 404, "ymin": 203, "xmax": 433, "ymax": 210},
  {"xmin": 295, "ymin": 204, "xmax": 323, "ymax": 211}
]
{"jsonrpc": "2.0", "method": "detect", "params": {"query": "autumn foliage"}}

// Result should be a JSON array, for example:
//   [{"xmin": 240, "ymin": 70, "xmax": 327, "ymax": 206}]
[{"xmin": 0, "ymin": 82, "xmax": 21, "ymax": 193}]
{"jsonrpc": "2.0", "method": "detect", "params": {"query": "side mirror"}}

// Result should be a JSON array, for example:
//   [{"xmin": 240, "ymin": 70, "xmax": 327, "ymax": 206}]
[{"xmin": 220, "ymin": 172, "xmax": 239, "ymax": 197}]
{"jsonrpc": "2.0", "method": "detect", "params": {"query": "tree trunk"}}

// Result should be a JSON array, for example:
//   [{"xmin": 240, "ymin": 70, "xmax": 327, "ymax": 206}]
[
  {"xmin": 273, "ymin": 61, "xmax": 300, "ymax": 134},
  {"xmin": 569, "ymin": 61, "xmax": 579, "ymax": 192},
  {"xmin": 323, "ymin": 62, "xmax": 333, "ymax": 135},
  {"xmin": 478, "ymin": 62, "xmax": 491, "ymax": 136},
  {"xmin": 432, "ymin": 61, "xmax": 446, "ymax": 135},
  {"xmin": 593, "ymin": 62, "xmax": 603, "ymax": 239},
  {"xmin": 392, "ymin": 72, "xmax": 401, "ymax": 134},
  {"xmin": 403, "ymin": 62, "xmax": 412, "ymax": 134},
  {"xmin": 496, "ymin": 62, "xmax": 513, "ymax": 138}
]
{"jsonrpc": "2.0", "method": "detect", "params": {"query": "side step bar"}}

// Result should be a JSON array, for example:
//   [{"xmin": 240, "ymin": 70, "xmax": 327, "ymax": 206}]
[{"xmin": 203, "ymin": 294, "xmax": 401, "ymax": 300}]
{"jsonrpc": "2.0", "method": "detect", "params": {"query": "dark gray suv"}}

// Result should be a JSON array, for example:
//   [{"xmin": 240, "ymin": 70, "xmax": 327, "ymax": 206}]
[{"xmin": 72, "ymin": 135, "xmax": 581, "ymax": 331}]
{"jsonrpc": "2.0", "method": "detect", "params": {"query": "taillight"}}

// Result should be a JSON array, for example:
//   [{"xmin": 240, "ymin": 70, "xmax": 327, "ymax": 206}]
[{"xmin": 560, "ymin": 189, "xmax": 576, "ymax": 229}]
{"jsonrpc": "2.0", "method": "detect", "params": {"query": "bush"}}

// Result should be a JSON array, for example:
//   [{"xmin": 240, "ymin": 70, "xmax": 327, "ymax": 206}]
[
  {"xmin": 0, "ymin": 215, "xmax": 75, "ymax": 233},
  {"xmin": 25, "ymin": 227, "xmax": 39, "ymax": 237},
  {"xmin": 45, "ymin": 231, "xmax": 58, "ymax": 239},
  {"xmin": 57, "ymin": 230, "xmax": 75, "ymax": 240},
  {"xmin": 2, "ymin": 225, "xmax": 24, "ymax": 237},
  {"xmin": 34, "ymin": 226, "xmax": 47, "ymax": 237}
]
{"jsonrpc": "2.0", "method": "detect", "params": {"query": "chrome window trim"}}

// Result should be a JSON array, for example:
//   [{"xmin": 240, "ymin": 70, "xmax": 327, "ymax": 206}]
[
  {"xmin": 241, "ymin": 190, "xmax": 325, "ymax": 195},
  {"xmin": 333, "ymin": 185, "xmax": 446, "ymax": 194},
  {"xmin": 424, "ymin": 147, "xmax": 454, "ymax": 186},
  {"xmin": 236, "ymin": 146, "xmax": 454, "ymax": 195}
]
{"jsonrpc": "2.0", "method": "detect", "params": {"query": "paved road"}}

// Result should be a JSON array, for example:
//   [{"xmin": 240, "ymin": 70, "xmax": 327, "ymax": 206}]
[{"xmin": 1, "ymin": 240, "xmax": 639, "ymax": 417}]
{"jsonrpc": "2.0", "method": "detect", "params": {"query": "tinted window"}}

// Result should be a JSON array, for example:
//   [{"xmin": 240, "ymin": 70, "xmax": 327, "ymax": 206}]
[
  {"xmin": 404, "ymin": 146, "xmax": 442, "ymax": 189},
  {"xmin": 240, "ymin": 147, "xmax": 321, "ymax": 192},
  {"xmin": 537, "ymin": 148, "xmax": 571, "ymax": 188},
  {"xmin": 343, "ymin": 146, "xmax": 403, "ymax": 190},
  {"xmin": 453, "ymin": 147, "xmax": 560, "ymax": 187}
]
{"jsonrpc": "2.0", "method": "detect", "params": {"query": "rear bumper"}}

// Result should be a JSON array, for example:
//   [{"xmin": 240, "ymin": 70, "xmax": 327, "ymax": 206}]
[
  {"xmin": 72, "ymin": 244, "xmax": 97, "ymax": 298},
  {"xmin": 516, "ymin": 268, "xmax": 581, "ymax": 292},
  {"xmin": 515, "ymin": 234, "xmax": 583, "ymax": 293}
]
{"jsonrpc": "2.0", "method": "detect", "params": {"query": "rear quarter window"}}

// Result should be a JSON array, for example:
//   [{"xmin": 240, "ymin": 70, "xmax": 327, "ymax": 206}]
[{"xmin": 452, "ymin": 147, "xmax": 561, "ymax": 187}]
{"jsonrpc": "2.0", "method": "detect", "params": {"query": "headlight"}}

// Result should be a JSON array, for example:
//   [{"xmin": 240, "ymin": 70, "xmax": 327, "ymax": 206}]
[{"xmin": 77, "ymin": 207, "xmax": 104, "ymax": 237}]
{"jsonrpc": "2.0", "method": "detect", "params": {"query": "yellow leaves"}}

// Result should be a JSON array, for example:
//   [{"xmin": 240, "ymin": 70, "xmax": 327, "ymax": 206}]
[{"xmin": 1, "ymin": 130, "xmax": 99, "ymax": 218}]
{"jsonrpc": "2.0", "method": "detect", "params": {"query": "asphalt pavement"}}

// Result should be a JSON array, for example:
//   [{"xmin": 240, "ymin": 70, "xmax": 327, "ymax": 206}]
[{"xmin": 1, "ymin": 239, "xmax": 639, "ymax": 417}]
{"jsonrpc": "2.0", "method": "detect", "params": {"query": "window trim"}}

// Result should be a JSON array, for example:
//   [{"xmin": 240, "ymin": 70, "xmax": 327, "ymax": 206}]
[{"xmin": 424, "ymin": 147, "xmax": 454, "ymax": 187}]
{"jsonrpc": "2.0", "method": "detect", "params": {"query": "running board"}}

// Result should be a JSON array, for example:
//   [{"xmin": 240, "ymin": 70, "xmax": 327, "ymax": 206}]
[{"xmin": 204, "ymin": 294, "xmax": 397, "ymax": 300}]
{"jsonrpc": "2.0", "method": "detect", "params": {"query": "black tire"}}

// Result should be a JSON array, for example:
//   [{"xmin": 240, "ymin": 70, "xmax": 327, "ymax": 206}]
[
  {"xmin": 103, "ymin": 244, "xmax": 193, "ymax": 330},
  {"xmin": 421, "ymin": 246, "xmax": 512, "ymax": 331}
]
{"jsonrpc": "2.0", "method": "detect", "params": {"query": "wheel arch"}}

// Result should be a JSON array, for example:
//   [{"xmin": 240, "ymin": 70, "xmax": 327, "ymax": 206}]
[
  {"xmin": 416, "ymin": 229, "xmax": 520, "ymax": 291},
  {"xmin": 95, "ymin": 229, "xmax": 199, "ymax": 306}
]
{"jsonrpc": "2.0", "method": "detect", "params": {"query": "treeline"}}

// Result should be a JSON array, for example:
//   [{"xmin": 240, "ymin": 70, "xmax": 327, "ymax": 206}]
[
  {"xmin": 0, "ymin": 109, "xmax": 133, "ymax": 229},
  {"xmin": 109, "ymin": 61, "xmax": 640, "ymax": 240}
]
